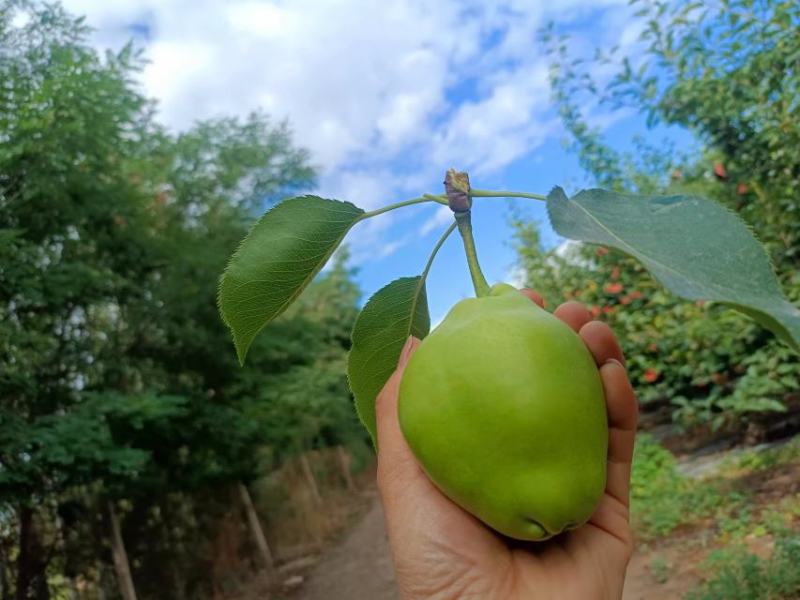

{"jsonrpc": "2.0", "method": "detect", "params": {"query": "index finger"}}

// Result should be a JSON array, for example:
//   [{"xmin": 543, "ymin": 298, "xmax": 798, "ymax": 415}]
[
  {"xmin": 598, "ymin": 360, "xmax": 638, "ymax": 506},
  {"xmin": 579, "ymin": 320, "xmax": 626, "ymax": 367},
  {"xmin": 520, "ymin": 288, "xmax": 545, "ymax": 308},
  {"xmin": 575, "ymin": 313, "xmax": 636, "ymax": 504}
]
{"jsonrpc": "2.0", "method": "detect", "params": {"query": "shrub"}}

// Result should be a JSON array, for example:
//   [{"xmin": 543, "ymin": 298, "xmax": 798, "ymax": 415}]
[{"xmin": 686, "ymin": 535, "xmax": 800, "ymax": 600}]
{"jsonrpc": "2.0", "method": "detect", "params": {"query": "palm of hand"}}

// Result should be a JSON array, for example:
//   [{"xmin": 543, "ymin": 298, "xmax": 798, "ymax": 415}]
[{"xmin": 376, "ymin": 292, "xmax": 638, "ymax": 600}]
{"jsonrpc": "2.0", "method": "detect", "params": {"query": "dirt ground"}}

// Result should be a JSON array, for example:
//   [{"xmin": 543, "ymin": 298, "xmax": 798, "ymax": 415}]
[
  {"xmin": 257, "ymin": 444, "xmax": 798, "ymax": 600},
  {"xmin": 288, "ymin": 494, "xmax": 678, "ymax": 600},
  {"xmin": 291, "ymin": 496, "xmax": 398, "ymax": 600}
]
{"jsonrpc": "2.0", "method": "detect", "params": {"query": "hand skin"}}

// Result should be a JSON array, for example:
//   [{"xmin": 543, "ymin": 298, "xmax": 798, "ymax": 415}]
[{"xmin": 375, "ymin": 289, "xmax": 639, "ymax": 600}]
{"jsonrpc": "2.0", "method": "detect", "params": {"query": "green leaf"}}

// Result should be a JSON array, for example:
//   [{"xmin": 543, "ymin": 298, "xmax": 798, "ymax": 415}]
[
  {"xmin": 347, "ymin": 277, "xmax": 430, "ymax": 447},
  {"xmin": 546, "ymin": 187, "xmax": 800, "ymax": 352},
  {"xmin": 219, "ymin": 195, "xmax": 364, "ymax": 363}
]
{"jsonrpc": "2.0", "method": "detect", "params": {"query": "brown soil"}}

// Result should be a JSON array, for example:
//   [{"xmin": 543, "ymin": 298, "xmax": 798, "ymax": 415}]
[
  {"xmin": 291, "ymin": 495, "xmax": 398, "ymax": 600},
  {"xmin": 623, "ymin": 460, "xmax": 799, "ymax": 599},
  {"xmin": 248, "ymin": 447, "xmax": 799, "ymax": 600},
  {"xmin": 284, "ymin": 494, "xmax": 707, "ymax": 600}
]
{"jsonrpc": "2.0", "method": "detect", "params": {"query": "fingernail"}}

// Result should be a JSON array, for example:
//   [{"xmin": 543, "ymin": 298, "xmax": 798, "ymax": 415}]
[
  {"xmin": 399, "ymin": 336, "xmax": 414, "ymax": 364},
  {"xmin": 604, "ymin": 358, "xmax": 625, "ymax": 370}
]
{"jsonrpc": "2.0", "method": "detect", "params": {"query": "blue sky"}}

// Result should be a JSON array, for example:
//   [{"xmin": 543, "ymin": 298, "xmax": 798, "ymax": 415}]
[
  {"xmin": 56, "ymin": 0, "xmax": 696, "ymax": 323},
  {"xmin": 355, "ymin": 117, "xmax": 695, "ymax": 325}
]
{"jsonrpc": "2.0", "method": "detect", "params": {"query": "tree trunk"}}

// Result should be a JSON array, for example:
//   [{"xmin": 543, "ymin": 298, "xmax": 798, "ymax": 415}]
[
  {"xmin": 16, "ymin": 506, "xmax": 33, "ymax": 600},
  {"xmin": 1, "ymin": 544, "xmax": 10, "ymax": 600},
  {"xmin": 299, "ymin": 454, "xmax": 322, "ymax": 507},
  {"xmin": 237, "ymin": 483, "xmax": 276, "ymax": 578},
  {"xmin": 336, "ymin": 446, "xmax": 356, "ymax": 492},
  {"xmin": 107, "ymin": 501, "xmax": 137, "ymax": 600},
  {"xmin": 32, "ymin": 577, "xmax": 48, "ymax": 600}
]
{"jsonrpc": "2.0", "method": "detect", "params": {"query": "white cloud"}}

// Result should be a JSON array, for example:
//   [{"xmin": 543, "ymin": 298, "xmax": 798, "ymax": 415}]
[
  {"xmin": 64, "ymin": 0, "xmax": 631, "ymax": 170},
  {"xmin": 319, "ymin": 168, "xmax": 401, "ymax": 210},
  {"xmin": 11, "ymin": 9, "xmax": 31, "ymax": 28},
  {"xmin": 553, "ymin": 239, "xmax": 592, "ymax": 268},
  {"xmin": 506, "ymin": 265, "xmax": 528, "ymax": 289},
  {"xmin": 430, "ymin": 63, "xmax": 556, "ymax": 174},
  {"xmin": 418, "ymin": 206, "xmax": 453, "ymax": 237},
  {"xmin": 61, "ymin": 0, "xmax": 637, "ymax": 262}
]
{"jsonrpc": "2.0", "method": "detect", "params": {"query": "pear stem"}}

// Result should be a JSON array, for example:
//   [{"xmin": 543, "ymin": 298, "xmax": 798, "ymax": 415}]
[
  {"xmin": 422, "ymin": 221, "xmax": 457, "ymax": 282},
  {"xmin": 360, "ymin": 194, "xmax": 447, "ymax": 220},
  {"xmin": 455, "ymin": 211, "xmax": 490, "ymax": 297},
  {"xmin": 470, "ymin": 189, "xmax": 547, "ymax": 201}
]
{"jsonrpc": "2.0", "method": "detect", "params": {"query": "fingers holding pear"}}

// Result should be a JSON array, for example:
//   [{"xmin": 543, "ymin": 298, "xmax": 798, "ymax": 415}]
[
  {"xmin": 375, "ymin": 336, "xmax": 424, "ymax": 497},
  {"xmin": 553, "ymin": 300, "xmax": 593, "ymax": 333},
  {"xmin": 520, "ymin": 288, "xmax": 546, "ymax": 308},
  {"xmin": 598, "ymin": 359, "xmax": 638, "ymax": 507},
  {"xmin": 579, "ymin": 320, "xmax": 626, "ymax": 367}
]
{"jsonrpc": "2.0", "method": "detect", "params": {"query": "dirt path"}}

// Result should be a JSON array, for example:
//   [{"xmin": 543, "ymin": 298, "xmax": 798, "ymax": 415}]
[
  {"xmin": 623, "ymin": 543, "xmax": 702, "ymax": 600},
  {"xmin": 289, "ymin": 440, "xmax": 798, "ymax": 599},
  {"xmin": 291, "ymin": 492, "xmax": 661, "ymax": 600},
  {"xmin": 294, "ymin": 496, "xmax": 399, "ymax": 600},
  {"xmin": 288, "ymin": 492, "xmax": 675, "ymax": 600}
]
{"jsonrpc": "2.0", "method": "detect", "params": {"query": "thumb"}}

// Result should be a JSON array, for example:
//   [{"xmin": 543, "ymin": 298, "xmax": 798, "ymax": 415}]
[{"xmin": 375, "ymin": 336, "xmax": 424, "ymax": 494}]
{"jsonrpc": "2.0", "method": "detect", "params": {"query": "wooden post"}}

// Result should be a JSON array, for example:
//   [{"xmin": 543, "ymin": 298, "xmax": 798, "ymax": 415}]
[
  {"xmin": 237, "ymin": 483, "xmax": 276, "ymax": 577},
  {"xmin": 107, "ymin": 501, "xmax": 138, "ymax": 600},
  {"xmin": 336, "ymin": 446, "xmax": 356, "ymax": 492},
  {"xmin": 299, "ymin": 453, "xmax": 322, "ymax": 507}
]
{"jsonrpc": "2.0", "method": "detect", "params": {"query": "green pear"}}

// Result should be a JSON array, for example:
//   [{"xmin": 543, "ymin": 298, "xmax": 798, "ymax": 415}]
[{"xmin": 398, "ymin": 283, "xmax": 607, "ymax": 541}]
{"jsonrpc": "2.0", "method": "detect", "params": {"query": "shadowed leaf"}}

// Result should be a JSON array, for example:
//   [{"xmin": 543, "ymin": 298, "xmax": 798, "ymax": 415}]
[
  {"xmin": 547, "ymin": 187, "xmax": 800, "ymax": 351},
  {"xmin": 348, "ymin": 277, "xmax": 430, "ymax": 447}
]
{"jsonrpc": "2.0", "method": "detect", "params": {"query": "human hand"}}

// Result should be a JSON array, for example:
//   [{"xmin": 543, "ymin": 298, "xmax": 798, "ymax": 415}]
[{"xmin": 375, "ymin": 289, "xmax": 638, "ymax": 600}]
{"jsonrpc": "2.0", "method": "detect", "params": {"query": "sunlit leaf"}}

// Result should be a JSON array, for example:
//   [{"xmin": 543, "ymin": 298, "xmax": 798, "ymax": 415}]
[{"xmin": 219, "ymin": 195, "xmax": 364, "ymax": 364}]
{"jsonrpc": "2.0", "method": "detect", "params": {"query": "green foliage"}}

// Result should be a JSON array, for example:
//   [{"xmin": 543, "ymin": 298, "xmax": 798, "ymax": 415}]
[
  {"xmin": 686, "ymin": 535, "xmax": 800, "ymax": 600},
  {"xmin": 239, "ymin": 251, "xmax": 366, "ymax": 464},
  {"xmin": 528, "ymin": 0, "xmax": 800, "ymax": 428},
  {"xmin": 546, "ymin": 187, "xmax": 800, "ymax": 351},
  {"xmin": 513, "ymin": 220, "xmax": 797, "ymax": 428},
  {"xmin": 218, "ymin": 196, "xmax": 364, "ymax": 364},
  {"xmin": 348, "ymin": 277, "xmax": 431, "ymax": 446},
  {"xmin": 732, "ymin": 438, "xmax": 800, "ymax": 473},
  {"xmin": 630, "ymin": 435, "xmax": 800, "ymax": 542},
  {"xmin": 612, "ymin": 0, "xmax": 800, "ymax": 274},
  {"xmin": 219, "ymin": 197, "xmax": 454, "ymax": 449},
  {"xmin": 0, "ymin": 1, "xmax": 358, "ymax": 596},
  {"xmin": 630, "ymin": 434, "xmax": 743, "ymax": 538},
  {"xmin": 630, "ymin": 434, "xmax": 689, "ymax": 536},
  {"xmin": 650, "ymin": 555, "xmax": 670, "ymax": 585}
]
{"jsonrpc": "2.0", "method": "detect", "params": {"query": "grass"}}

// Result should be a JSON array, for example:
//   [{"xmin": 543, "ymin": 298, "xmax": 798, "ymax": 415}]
[
  {"xmin": 630, "ymin": 434, "xmax": 799, "ymax": 541},
  {"xmin": 725, "ymin": 436, "xmax": 800, "ymax": 474},
  {"xmin": 631, "ymin": 433, "xmax": 800, "ymax": 599},
  {"xmin": 649, "ymin": 555, "xmax": 670, "ymax": 584},
  {"xmin": 631, "ymin": 434, "xmax": 733, "ymax": 538},
  {"xmin": 685, "ymin": 535, "xmax": 800, "ymax": 600}
]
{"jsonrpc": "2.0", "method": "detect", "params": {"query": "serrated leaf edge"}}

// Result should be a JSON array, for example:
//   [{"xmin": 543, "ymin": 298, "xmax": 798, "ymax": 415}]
[{"xmin": 217, "ymin": 195, "xmax": 364, "ymax": 365}]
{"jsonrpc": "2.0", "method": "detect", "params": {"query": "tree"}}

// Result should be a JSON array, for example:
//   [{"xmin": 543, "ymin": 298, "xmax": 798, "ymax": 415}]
[
  {"xmin": 523, "ymin": 0, "xmax": 800, "ymax": 431},
  {"xmin": 235, "ymin": 249, "xmax": 364, "ymax": 466},
  {"xmin": 607, "ymin": 0, "xmax": 800, "ymax": 273},
  {"xmin": 0, "ymin": 2, "xmax": 354, "ymax": 597}
]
